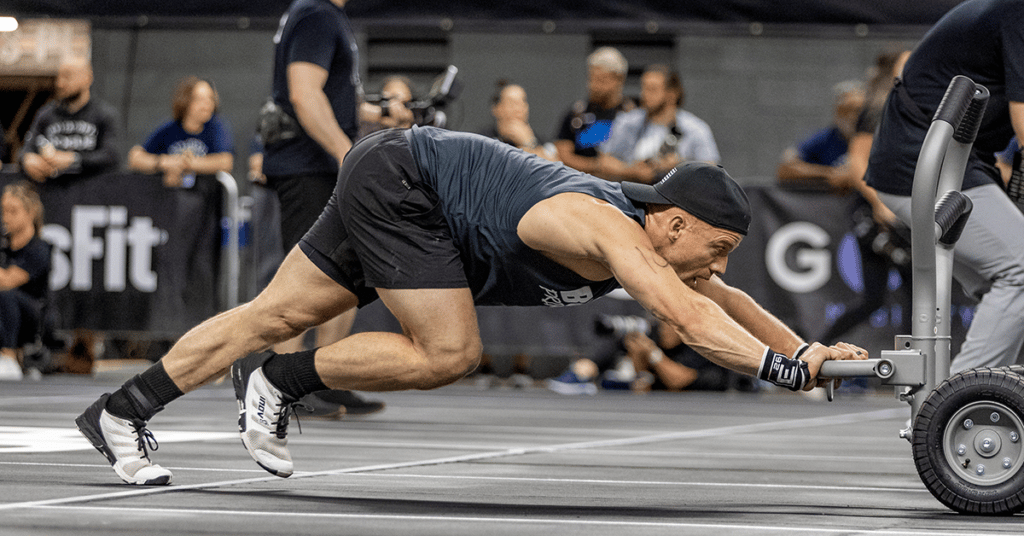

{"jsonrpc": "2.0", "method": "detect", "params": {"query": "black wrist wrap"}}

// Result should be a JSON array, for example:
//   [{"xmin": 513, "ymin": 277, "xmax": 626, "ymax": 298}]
[{"xmin": 758, "ymin": 348, "xmax": 810, "ymax": 391}]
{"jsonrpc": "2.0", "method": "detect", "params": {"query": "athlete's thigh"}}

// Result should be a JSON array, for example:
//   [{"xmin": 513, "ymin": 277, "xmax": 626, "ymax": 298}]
[
  {"xmin": 377, "ymin": 287, "xmax": 480, "ymax": 352},
  {"xmin": 253, "ymin": 246, "xmax": 358, "ymax": 327}
]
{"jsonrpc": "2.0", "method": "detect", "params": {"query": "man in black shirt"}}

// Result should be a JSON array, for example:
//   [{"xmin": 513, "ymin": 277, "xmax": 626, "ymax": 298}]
[
  {"xmin": 21, "ymin": 57, "xmax": 120, "ymax": 182},
  {"xmin": 866, "ymin": 0, "xmax": 1024, "ymax": 373},
  {"xmin": 554, "ymin": 47, "xmax": 635, "ymax": 175},
  {"xmin": 261, "ymin": 0, "xmax": 383, "ymax": 418}
]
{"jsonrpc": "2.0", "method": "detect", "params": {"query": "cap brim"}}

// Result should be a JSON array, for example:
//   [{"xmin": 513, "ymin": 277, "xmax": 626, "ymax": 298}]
[{"xmin": 621, "ymin": 181, "xmax": 670, "ymax": 205}]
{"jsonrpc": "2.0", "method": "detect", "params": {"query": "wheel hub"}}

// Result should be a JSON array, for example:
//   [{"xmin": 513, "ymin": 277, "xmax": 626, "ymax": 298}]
[{"xmin": 943, "ymin": 401, "xmax": 1024, "ymax": 486}]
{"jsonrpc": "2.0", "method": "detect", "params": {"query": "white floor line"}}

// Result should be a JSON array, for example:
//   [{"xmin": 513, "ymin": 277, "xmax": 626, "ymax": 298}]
[
  {"xmin": 0, "ymin": 407, "xmax": 907, "ymax": 512},
  {"xmin": 345, "ymin": 472, "xmax": 930, "ymax": 493},
  {"xmin": 20, "ymin": 505, "xmax": 1000, "ymax": 535}
]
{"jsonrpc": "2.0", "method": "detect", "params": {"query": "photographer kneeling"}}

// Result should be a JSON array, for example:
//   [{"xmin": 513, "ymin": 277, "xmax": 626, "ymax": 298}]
[{"xmin": 547, "ymin": 315, "xmax": 757, "ymax": 395}]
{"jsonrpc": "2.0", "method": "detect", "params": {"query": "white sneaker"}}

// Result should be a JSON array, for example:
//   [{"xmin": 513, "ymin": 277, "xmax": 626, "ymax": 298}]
[
  {"xmin": 232, "ymin": 352, "xmax": 295, "ymax": 478},
  {"xmin": 76, "ymin": 394, "xmax": 173, "ymax": 485},
  {"xmin": 0, "ymin": 354, "xmax": 23, "ymax": 380}
]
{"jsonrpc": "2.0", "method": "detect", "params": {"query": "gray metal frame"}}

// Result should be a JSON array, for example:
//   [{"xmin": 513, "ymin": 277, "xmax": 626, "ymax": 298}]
[{"xmin": 818, "ymin": 76, "xmax": 986, "ymax": 439}]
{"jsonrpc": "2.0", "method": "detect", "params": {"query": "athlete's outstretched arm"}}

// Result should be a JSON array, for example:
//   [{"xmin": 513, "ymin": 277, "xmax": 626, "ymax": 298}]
[
  {"xmin": 518, "ymin": 194, "xmax": 863, "ymax": 384},
  {"xmin": 694, "ymin": 275, "xmax": 804, "ymax": 358}
]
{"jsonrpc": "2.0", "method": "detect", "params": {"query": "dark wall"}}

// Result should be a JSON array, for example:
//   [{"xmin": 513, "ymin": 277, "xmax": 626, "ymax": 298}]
[{"xmin": 9, "ymin": 0, "xmax": 965, "ymax": 24}]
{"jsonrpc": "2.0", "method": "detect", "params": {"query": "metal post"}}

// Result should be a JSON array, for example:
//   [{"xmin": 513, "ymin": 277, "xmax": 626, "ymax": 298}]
[{"xmin": 216, "ymin": 171, "xmax": 240, "ymax": 310}]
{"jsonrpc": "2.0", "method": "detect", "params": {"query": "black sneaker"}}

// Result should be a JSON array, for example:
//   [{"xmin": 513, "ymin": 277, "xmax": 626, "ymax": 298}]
[
  {"xmin": 293, "ymin": 390, "xmax": 385, "ymax": 420},
  {"xmin": 76, "ymin": 393, "xmax": 173, "ymax": 485}
]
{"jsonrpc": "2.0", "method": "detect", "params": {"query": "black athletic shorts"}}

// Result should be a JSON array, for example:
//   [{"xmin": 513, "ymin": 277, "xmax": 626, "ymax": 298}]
[{"xmin": 299, "ymin": 128, "xmax": 468, "ymax": 307}]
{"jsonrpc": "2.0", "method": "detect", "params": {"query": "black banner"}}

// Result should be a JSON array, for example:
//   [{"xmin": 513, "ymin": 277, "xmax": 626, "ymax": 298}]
[
  {"xmin": 0, "ymin": 170, "xmax": 222, "ymax": 335},
  {"xmin": 722, "ymin": 184, "xmax": 974, "ymax": 354}
]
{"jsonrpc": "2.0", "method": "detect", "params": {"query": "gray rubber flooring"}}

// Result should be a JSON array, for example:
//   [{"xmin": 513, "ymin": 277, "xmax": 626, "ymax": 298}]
[{"xmin": 2, "ymin": 371, "xmax": 1022, "ymax": 535}]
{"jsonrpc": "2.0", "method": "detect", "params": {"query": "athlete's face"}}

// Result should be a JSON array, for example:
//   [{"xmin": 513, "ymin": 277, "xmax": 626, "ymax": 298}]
[{"xmin": 649, "ymin": 209, "xmax": 742, "ymax": 288}]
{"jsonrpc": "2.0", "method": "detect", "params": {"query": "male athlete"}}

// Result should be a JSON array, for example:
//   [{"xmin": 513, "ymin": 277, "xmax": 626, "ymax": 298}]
[{"xmin": 77, "ymin": 126, "xmax": 865, "ymax": 484}]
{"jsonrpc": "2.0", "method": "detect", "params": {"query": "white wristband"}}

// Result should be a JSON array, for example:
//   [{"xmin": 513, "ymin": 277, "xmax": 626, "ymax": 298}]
[{"xmin": 648, "ymin": 348, "xmax": 664, "ymax": 365}]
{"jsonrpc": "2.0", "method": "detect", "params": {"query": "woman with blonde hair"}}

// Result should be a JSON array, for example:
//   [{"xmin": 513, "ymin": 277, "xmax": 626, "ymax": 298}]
[{"xmin": 0, "ymin": 181, "xmax": 50, "ymax": 379}]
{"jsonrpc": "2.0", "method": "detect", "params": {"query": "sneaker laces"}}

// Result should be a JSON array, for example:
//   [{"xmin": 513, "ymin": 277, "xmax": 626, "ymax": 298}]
[
  {"xmin": 275, "ymin": 402, "xmax": 302, "ymax": 437},
  {"xmin": 131, "ymin": 421, "xmax": 159, "ymax": 460}
]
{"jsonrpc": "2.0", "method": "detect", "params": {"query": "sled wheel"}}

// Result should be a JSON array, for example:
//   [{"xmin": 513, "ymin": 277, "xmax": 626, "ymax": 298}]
[{"xmin": 912, "ymin": 368, "xmax": 1024, "ymax": 515}]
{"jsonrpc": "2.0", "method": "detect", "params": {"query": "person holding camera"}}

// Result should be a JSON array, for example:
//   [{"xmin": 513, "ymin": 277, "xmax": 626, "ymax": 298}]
[
  {"xmin": 358, "ymin": 75, "xmax": 416, "ymax": 138},
  {"xmin": 259, "ymin": 0, "xmax": 383, "ymax": 418},
  {"xmin": 596, "ymin": 64, "xmax": 719, "ymax": 184},
  {"xmin": 0, "ymin": 182, "xmax": 50, "ymax": 380},
  {"xmin": 547, "ymin": 315, "xmax": 747, "ymax": 395}
]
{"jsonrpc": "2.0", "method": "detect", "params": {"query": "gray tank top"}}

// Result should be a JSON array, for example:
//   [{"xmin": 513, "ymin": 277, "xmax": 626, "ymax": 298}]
[{"xmin": 405, "ymin": 126, "xmax": 644, "ymax": 306}]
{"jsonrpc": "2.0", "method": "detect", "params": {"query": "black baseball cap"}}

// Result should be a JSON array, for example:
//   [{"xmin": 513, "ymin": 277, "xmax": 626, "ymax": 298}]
[{"xmin": 620, "ymin": 162, "xmax": 751, "ymax": 235}]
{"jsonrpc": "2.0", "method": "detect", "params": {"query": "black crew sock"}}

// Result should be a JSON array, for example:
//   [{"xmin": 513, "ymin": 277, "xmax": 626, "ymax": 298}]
[
  {"xmin": 261, "ymin": 349, "xmax": 330, "ymax": 400},
  {"xmin": 105, "ymin": 361, "xmax": 184, "ymax": 422}
]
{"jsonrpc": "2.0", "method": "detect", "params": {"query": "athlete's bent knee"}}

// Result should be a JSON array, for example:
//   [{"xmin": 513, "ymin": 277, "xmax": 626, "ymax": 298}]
[{"xmin": 420, "ymin": 344, "xmax": 482, "ymax": 389}]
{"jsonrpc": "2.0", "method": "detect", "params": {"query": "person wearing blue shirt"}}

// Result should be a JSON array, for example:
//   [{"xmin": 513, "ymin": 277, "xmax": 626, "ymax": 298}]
[
  {"xmin": 128, "ymin": 76, "xmax": 233, "ymax": 187},
  {"xmin": 777, "ymin": 81, "xmax": 864, "ymax": 187},
  {"xmin": 554, "ymin": 47, "xmax": 636, "ymax": 175}
]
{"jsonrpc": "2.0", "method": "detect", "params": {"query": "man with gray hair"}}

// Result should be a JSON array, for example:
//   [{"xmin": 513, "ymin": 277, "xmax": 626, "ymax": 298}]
[{"xmin": 554, "ymin": 46, "xmax": 635, "ymax": 174}]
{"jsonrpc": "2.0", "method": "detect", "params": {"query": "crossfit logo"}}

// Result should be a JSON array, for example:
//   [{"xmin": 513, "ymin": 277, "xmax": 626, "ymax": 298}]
[
  {"xmin": 42, "ymin": 205, "xmax": 168, "ymax": 292},
  {"xmin": 541, "ymin": 285, "xmax": 594, "ymax": 307},
  {"xmin": 765, "ymin": 222, "xmax": 831, "ymax": 293}
]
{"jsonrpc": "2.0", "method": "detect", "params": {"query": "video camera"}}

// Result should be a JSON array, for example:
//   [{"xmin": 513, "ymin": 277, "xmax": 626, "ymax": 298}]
[{"xmin": 365, "ymin": 65, "xmax": 462, "ymax": 129}]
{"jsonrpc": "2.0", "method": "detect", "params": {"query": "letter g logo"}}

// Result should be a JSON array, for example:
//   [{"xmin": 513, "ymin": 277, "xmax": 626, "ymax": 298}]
[{"xmin": 765, "ymin": 222, "xmax": 831, "ymax": 293}]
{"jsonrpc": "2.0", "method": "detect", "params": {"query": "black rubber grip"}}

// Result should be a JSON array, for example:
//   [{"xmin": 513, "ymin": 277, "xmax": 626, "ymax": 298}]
[
  {"xmin": 935, "ymin": 191, "xmax": 973, "ymax": 246},
  {"xmin": 952, "ymin": 83, "xmax": 989, "ymax": 144},
  {"xmin": 932, "ymin": 75, "xmax": 977, "ymax": 130}
]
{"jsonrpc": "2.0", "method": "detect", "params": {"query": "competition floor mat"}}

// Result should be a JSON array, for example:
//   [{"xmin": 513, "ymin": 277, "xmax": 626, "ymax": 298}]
[{"xmin": 2, "ymin": 371, "xmax": 1021, "ymax": 535}]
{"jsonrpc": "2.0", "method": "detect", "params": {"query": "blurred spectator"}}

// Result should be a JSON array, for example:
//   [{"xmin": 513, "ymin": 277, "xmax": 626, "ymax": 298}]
[
  {"xmin": 546, "ymin": 316, "xmax": 752, "ymax": 395},
  {"xmin": 128, "ymin": 76, "xmax": 234, "ymax": 188},
  {"xmin": 260, "ymin": 0, "xmax": 383, "ymax": 417},
  {"xmin": 996, "ymin": 136, "xmax": 1020, "ymax": 186},
  {"xmin": 479, "ymin": 79, "xmax": 558, "ymax": 161},
  {"xmin": 598, "ymin": 64, "xmax": 720, "ymax": 183},
  {"xmin": 359, "ymin": 75, "xmax": 415, "ymax": 138},
  {"xmin": 554, "ymin": 47, "xmax": 636, "ymax": 174},
  {"xmin": 0, "ymin": 182, "xmax": 50, "ymax": 380},
  {"xmin": 776, "ymin": 81, "xmax": 865, "ymax": 189},
  {"xmin": 866, "ymin": 0, "xmax": 1024, "ymax": 374},
  {"xmin": 817, "ymin": 51, "xmax": 914, "ymax": 355},
  {"xmin": 21, "ymin": 57, "xmax": 121, "ymax": 183}
]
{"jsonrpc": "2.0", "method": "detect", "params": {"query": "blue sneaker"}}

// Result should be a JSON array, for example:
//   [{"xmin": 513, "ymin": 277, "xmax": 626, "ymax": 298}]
[{"xmin": 546, "ymin": 370, "xmax": 597, "ymax": 395}]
